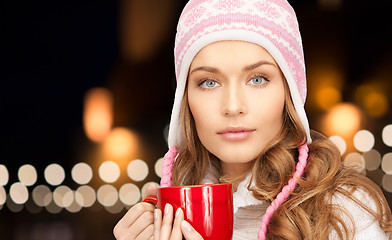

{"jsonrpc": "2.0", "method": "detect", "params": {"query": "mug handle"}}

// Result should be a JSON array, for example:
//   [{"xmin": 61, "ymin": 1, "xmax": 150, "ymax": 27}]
[{"xmin": 143, "ymin": 196, "xmax": 158, "ymax": 207}]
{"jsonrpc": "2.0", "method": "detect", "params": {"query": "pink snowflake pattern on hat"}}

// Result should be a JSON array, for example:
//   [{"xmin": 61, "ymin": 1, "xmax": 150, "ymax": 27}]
[
  {"xmin": 214, "ymin": 0, "xmax": 245, "ymax": 10},
  {"xmin": 184, "ymin": 5, "xmax": 207, "ymax": 27},
  {"xmin": 253, "ymin": 2, "xmax": 282, "ymax": 19}
]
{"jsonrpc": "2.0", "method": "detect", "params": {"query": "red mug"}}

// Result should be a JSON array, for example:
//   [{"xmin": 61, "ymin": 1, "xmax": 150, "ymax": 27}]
[{"xmin": 143, "ymin": 183, "xmax": 233, "ymax": 240}]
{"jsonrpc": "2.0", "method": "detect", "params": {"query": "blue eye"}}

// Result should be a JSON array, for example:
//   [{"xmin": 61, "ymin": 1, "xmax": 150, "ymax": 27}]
[
  {"xmin": 200, "ymin": 80, "xmax": 220, "ymax": 89},
  {"xmin": 249, "ymin": 76, "xmax": 267, "ymax": 85}
]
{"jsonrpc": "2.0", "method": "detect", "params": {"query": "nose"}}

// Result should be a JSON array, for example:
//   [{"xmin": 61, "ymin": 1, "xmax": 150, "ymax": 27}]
[{"xmin": 222, "ymin": 84, "xmax": 247, "ymax": 117}]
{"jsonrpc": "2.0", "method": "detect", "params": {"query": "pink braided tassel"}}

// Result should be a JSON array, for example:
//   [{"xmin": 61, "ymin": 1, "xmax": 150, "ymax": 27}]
[
  {"xmin": 257, "ymin": 144, "xmax": 309, "ymax": 240},
  {"xmin": 160, "ymin": 146, "xmax": 178, "ymax": 187}
]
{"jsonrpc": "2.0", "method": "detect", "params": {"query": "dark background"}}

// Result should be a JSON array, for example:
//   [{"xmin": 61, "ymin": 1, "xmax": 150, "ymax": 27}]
[{"xmin": 1, "ymin": 0, "xmax": 392, "ymax": 239}]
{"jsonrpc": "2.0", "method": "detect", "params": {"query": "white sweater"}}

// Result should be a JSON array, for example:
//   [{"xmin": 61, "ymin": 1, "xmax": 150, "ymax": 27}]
[{"xmin": 201, "ymin": 168, "xmax": 390, "ymax": 239}]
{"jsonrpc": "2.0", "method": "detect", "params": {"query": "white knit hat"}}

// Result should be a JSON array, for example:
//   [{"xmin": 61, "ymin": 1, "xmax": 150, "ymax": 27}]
[{"xmin": 168, "ymin": 0, "xmax": 311, "ymax": 149}]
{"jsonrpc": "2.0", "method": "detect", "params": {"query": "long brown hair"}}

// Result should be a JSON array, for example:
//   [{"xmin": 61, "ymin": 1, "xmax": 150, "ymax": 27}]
[{"xmin": 172, "ymin": 80, "xmax": 392, "ymax": 239}]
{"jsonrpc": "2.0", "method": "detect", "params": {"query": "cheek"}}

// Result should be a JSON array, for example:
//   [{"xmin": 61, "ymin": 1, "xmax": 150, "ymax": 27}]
[
  {"xmin": 251, "ymin": 92, "xmax": 285, "ymax": 128},
  {"xmin": 188, "ymin": 98, "xmax": 210, "ymax": 135},
  {"xmin": 188, "ymin": 96, "xmax": 220, "ymax": 151},
  {"xmin": 269, "ymin": 96, "xmax": 285, "ymax": 132}
]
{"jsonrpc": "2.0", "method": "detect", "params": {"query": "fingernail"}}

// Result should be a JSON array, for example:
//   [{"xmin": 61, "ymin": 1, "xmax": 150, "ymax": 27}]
[
  {"xmin": 181, "ymin": 220, "xmax": 193, "ymax": 232},
  {"xmin": 175, "ymin": 208, "xmax": 183, "ymax": 217},
  {"xmin": 164, "ymin": 204, "xmax": 171, "ymax": 215},
  {"xmin": 154, "ymin": 209, "xmax": 159, "ymax": 219}
]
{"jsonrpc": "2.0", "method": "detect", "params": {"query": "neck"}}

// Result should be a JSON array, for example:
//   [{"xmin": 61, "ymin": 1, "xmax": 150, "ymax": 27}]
[{"xmin": 220, "ymin": 161, "xmax": 253, "ymax": 191}]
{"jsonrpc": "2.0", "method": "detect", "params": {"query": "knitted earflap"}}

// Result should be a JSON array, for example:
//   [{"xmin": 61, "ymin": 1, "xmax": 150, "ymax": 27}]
[
  {"xmin": 160, "ymin": 146, "xmax": 177, "ymax": 187},
  {"xmin": 257, "ymin": 143, "xmax": 309, "ymax": 240}
]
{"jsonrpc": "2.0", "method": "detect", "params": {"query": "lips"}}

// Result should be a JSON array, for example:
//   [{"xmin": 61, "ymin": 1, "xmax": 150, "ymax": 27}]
[{"xmin": 217, "ymin": 126, "xmax": 256, "ymax": 141}]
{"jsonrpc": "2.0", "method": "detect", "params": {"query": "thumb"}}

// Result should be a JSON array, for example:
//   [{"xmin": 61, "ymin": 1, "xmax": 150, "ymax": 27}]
[{"xmin": 142, "ymin": 182, "xmax": 159, "ymax": 198}]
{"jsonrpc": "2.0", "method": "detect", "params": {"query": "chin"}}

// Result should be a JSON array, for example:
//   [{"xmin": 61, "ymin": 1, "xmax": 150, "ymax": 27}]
[{"xmin": 215, "ymin": 151, "xmax": 259, "ymax": 165}]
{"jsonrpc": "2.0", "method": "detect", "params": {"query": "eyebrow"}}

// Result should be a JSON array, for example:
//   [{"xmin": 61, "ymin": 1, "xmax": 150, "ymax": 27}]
[
  {"xmin": 242, "ymin": 61, "xmax": 277, "ymax": 71},
  {"xmin": 189, "ymin": 66, "xmax": 219, "ymax": 75},
  {"xmin": 189, "ymin": 61, "xmax": 277, "ymax": 75}
]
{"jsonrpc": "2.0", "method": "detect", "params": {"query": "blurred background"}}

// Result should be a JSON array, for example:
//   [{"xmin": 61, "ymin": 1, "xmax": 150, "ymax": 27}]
[{"xmin": 1, "ymin": 0, "xmax": 392, "ymax": 239}]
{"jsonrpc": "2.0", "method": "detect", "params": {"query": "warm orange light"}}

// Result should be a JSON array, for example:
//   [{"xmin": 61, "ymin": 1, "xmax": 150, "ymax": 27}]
[
  {"xmin": 83, "ymin": 88, "xmax": 113, "ymax": 143},
  {"xmin": 120, "ymin": 0, "xmax": 177, "ymax": 62},
  {"xmin": 355, "ymin": 84, "xmax": 389, "ymax": 117},
  {"xmin": 363, "ymin": 92, "xmax": 388, "ymax": 117},
  {"xmin": 315, "ymin": 86, "xmax": 342, "ymax": 110},
  {"xmin": 102, "ymin": 127, "xmax": 139, "ymax": 160},
  {"xmin": 307, "ymin": 67, "xmax": 344, "ymax": 111},
  {"xmin": 324, "ymin": 103, "xmax": 362, "ymax": 138}
]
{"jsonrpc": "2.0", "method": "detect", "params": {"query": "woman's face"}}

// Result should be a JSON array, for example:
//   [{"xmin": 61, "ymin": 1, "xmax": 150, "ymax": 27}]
[{"xmin": 187, "ymin": 41, "xmax": 285, "ymax": 175}]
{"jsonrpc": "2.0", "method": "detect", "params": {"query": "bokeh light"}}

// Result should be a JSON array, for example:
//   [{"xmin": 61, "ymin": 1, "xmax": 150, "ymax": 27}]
[
  {"xmin": 83, "ymin": 87, "xmax": 113, "ymax": 143},
  {"xmin": 6, "ymin": 195, "xmax": 24, "ymax": 213},
  {"xmin": 102, "ymin": 127, "xmax": 139, "ymax": 159},
  {"xmin": 44, "ymin": 164, "xmax": 65, "ymax": 186},
  {"xmin": 63, "ymin": 190, "xmax": 75, "ymax": 208},
  {"xmin": 329, "ymin": 136, "xmax": 346, "ymax": 155},
  {"xmin": 155, "ymin": 157, "xmax": 164, "ymax": 177},
  {"xmin": 316, "ymin": 86, "xmax": 342, "ymax": 110},
  {"xmin": 10, "ymin": 182, "xmax": 29, "ymax": 204},
  {"xmin": 18, "ymin": 164, "xmax": 38, "ymax": 186},
  {"xmin": 353, "ymin": 130, "xmax": 375, "ymax": 152},
  {"xmin": 65, "ymin": 200, "xmax": 82, "ymax": 213},
  {"xmin": 344, "ymin": 152, "xmax": 365, "ymax": 173},
  {"xmin": 99, "ymin": 161, "xmax": 120, "ymax": 183},
  {"xmin": 53, "ymin": 186, "xmax": 73, "ymax": 208},
  {"xmin": 105, "ymin": 199, "xmax": 124, "ymax": 214},
  {"xmin": 382, "ymin": 174, "xmax": 392, "ymax": 193},
  {"xmin": 381, "ymin": 153, "xmax": 392, "ymax": 175},
  {"xmin": 308, "ymin": 68, "xmax": 344, "ymax": 111},
  {"xmin": 25, "ymin": 198, "xmax": 42, "ymax": 214},
  {"xmin": 363, "ymin": 150, "xmax": 381, "ymax": 171},
  {"xmin": 324, "ymin": 103, "xmax": 362, "ymax": 138},
  {"xmin": 75, "ymin": 185, "xmax": 96, "ymax": 208},
  {"xmin": 355, "ymin": 85, "xmax": 389, "ymax": 117},
  {"xmin": 32, "ymin": 185, "xmax": 52, "ymax": 207},
  {"xmin": 127, "ymin": 159, "xmax": 149, "ymax": 182},
  {"xmin": 45, "ymin": 201, "xmax": 62, "ymax": 214},
  {"xmin": 363, "ymin": 91, "xmax": 388, "ymax": 117},
  {"xmin": 97, "ymin": 184, "xmax": 118, "ymax": 207},
  {"xmin": 120, "ymin": 0, "xmax": 176, "ymax": 62},
  {"xmin": 0, "ymin": 164, "xmax": 9, "ymax": 186},
  {"xmin": 72, "ymin": 162, "xmax": 93, "ymax": 185},
  {"xmin": 0, "ymin": 186, "xmax": 6, "ymax": 205},
  {"xmin": 382, "ymin": 124, "xmax": 392, "ymax": 147},
  {"xmin": 119, "ymin": 183, "xmax": 141, "ymax": 206}
]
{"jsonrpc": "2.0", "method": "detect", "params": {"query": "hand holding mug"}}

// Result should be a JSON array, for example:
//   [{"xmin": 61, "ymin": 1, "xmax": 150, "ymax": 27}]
[
  {"xmin": 144, "ymin": 183, "xmax": 233, "ymax": 240},
  {"xmin": 113, "ymin": 183, "xmax": 159, "ymax": 239},
  {"xmin": 114, "ymin": 183, "xmax": 207, "ymax": 240},
  {"xmin": 154, "ymin": 203, "xmax": 204, "ymax": 240}
]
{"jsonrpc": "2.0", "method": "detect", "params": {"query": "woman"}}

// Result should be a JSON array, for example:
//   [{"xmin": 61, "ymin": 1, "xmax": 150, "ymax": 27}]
[{"xmin": 114, "ymin": 0, "xmax": 392, "ymax": 239}]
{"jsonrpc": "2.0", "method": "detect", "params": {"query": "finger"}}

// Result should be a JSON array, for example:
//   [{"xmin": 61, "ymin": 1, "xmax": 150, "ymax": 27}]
[
  {"xmin": 143, "ymin": 182, "xmax": 160, "ymax": 198},
  {"xmin": 154, "ymin": 209, "xmax": 162, "ymax": 240},
  {"xmin": 113, "ymin": 202, "xmax": 155, "ymax": 237},
  {"xmin": 127, "ymin": 211, "xmax": 155, "ymax": 239},
  {"xmin": 160, "ymin": 204, "xmax": 174, "ymax": 239},
  {"xmin": 170, "ymin": 208, "xmax": 184, "ymax": 240},
  {"xmin": 181, "ymin": 221, "xmax": 204, "ymax": 240},
  {"xmin": 135, "ymin": 224, "xmax": 154, "ymax": 240}
]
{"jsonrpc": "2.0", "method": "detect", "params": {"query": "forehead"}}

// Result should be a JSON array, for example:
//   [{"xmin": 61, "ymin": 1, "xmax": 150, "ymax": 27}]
[{"xmin": 190, "ymin": 40, "xmax": 277, "ymax": 67}]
